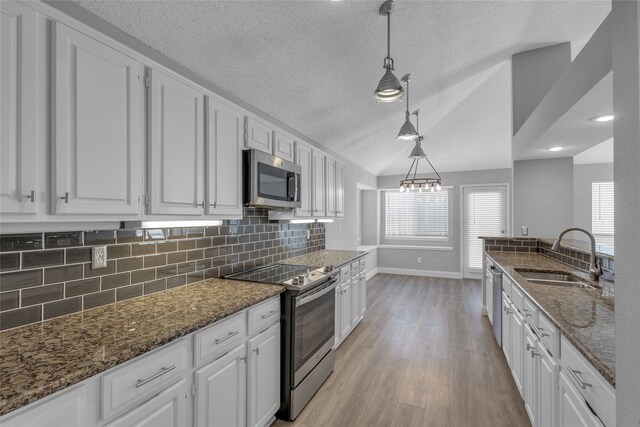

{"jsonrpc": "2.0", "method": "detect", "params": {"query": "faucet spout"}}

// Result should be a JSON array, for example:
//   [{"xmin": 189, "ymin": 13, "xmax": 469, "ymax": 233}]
[{"xmin": 551, "ymin": 227, "xmax": 603, "ymax": 281}]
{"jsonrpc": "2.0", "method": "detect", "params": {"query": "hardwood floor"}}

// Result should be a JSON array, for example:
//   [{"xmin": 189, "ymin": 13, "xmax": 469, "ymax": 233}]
[{"xmin": 273, "ymin": 273, "xmax": 531, "ymax": 427}]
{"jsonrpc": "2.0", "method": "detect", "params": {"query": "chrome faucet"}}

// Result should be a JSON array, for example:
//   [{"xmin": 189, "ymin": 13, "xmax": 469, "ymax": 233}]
[{"xmin": 551, "ymin": 227, "xmax": 603, "ymax": 281}]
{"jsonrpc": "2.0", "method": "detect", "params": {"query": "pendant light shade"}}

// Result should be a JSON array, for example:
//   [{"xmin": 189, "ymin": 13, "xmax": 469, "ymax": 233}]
[
  {"xmin": 398, "ymin": 109, "xmax": 443, "ymax": 192},
  {"xmin": 374, "ymin": 0, "xmax": 403, "ymax": 103},
  {"xmin": 409, "ymin": 139, "xmax": 425, "ymax": 158},
  {"xmin": 397, "ymin": 74, "xmax": 418, "ymax": 140}
]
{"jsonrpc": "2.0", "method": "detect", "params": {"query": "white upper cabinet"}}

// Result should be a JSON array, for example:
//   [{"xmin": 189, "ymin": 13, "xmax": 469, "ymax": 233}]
[
  {"xmin": 244, "ymin": 116, "xmax": 273, "ymax": 155},
  {"xmin": 326, "ymin": 157, "xmax": 337, "ymax": 217},
  {"xmin": 0, "ymin": 1, "xmax": 41, "ymax": 216},
  {"xmin": 336, "ymin": 162, "xmax": 344, "ymax": 218},
  {"xmin": 53, "ymin": 22, "xmax": 142, "ymax": 216},
  {"xmin": 295, "ymin": 141, "xmax": 313, "ymax": 217},
  {"xmin": 148, "ymin": 68, "xmax": 205, "ymax": 215},
  {"xmin": 273, "ymin": 130, "xmax": 295, "ymax": 162},
  {"xmin": 206, "ymin": 96, "xmax": 243, "ymax": 217},
  {"xmin": 312, "ymin": 150, "xmax": 326, "ymax": 216}
]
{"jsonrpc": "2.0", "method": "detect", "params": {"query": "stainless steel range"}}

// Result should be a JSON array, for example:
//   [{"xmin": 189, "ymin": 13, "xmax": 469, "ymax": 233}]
[{"xmin": 225, "ymin": 263, "xmax": 338, "ymax": 421}]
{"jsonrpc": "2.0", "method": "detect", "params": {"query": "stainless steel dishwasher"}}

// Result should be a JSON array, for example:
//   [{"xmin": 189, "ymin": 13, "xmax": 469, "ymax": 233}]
[{"xmin": 489, "ymin": 264, "xmax": 503, "ymax": 346}]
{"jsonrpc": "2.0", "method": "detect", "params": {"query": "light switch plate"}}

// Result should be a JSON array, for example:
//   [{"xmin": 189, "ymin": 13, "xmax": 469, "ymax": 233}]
[
  {"xmin": 92, "ymin": 246, "xmax": 108, "ymax": 269},
  {"xmin": 521, "ymin": 226, "xmax": 529, "ymax": 236}
]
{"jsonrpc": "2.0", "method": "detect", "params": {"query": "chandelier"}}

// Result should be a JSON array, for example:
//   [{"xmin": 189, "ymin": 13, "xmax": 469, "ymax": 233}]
[{"xmin": 399, "ymin": 110, "xmax": 442, "ymax": 192}]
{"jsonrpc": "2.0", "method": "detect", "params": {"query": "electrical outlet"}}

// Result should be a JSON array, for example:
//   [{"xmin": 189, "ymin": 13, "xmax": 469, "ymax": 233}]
[
  {"xmin": 338, "ymin": 226, "xmax": 342, "ymax": 235},
  {"xmin": 521, "ymin": 226, "xmax": 529, "ymax": 236},
  {"xmin": 92, "ymin": 246, "xmax": 108, "ymax": 269},
  {"xmin": 306, "ymin": 229, "xmax": 311, "ymax": 240},
  {"xmin": 417, "ymin": 257, "xmax": 422, "ymax": 264}
]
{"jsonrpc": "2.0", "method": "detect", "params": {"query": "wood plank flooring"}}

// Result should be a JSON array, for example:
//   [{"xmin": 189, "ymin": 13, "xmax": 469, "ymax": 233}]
[{"xmin": 273, "ymin": 273, "xmax": 531, "ymax": 427}]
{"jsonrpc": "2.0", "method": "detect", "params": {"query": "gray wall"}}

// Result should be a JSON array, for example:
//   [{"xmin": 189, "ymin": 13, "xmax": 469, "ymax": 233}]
[
  {"xmin": 376, "ymin": 168, "xmax": 512, "ymax": 275},
  {"xmin": 613, "ymin": 1, "xmax": 640, "ymax": 423},
  {"xmin": 514, "ymin": 158, "xmax": 574, "ymax": 238},
  {"xmin": 573, "ymin": 163, "xmax": 614, "ymax": 232},
  {"xmin": 360, "ymin": 190, "xmax": 378, "ymax": 246}
]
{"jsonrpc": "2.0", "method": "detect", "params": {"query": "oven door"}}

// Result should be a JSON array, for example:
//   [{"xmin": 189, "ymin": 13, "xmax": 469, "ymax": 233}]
[{"xmin": 292, "ymin": 278, "xmax": 337, "ymax": 386}]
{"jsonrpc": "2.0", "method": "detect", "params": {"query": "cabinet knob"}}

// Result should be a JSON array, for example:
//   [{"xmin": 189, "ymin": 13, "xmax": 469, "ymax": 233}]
[
  {"xmin": 59, "ymin": 192, "xmax": 69, "ymax": 203},
  {"xmin": 22, "ymin": 190, "xmax": 35, "ymax": 203},
  {"xmin": 253, "ymin": 347, "xmax": 260, "ymax": 355},
  {"xmin": 209, "ymin": 202, "xmax": 217, "ymax": 208},
  {"xmin": 197, "ymin": 202, "xmax": 204, "ymax": 207}
]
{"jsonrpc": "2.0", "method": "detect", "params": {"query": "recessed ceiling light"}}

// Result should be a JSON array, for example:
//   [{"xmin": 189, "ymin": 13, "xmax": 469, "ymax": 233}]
[
  {"xmin": 590, "ymin": 114, "xmax": 614, "ymax": 122},
  {"xmin": 547, "ymin": 146, "xmax": 563, "ymax": 152}
]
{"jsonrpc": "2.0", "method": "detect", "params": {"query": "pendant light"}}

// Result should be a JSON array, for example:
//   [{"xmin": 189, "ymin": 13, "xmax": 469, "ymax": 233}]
[
  {"xmin": 374, "ymin": 0, "xmax": 403, "ymax": 103},
  {"xmin": 397, "ymin": 74, "xmax": 418, "ymax": 140},
  {"xmin": 399, "ymin": 110, "xmax": 442, "ymax": 192}
]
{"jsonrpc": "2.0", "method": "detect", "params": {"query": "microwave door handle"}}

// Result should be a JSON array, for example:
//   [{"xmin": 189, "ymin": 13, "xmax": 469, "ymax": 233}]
[
  {"xmin": 294, "ymin": 173, "xmax": 299, "ymax": 201},
  {"xmin": 287, "ymin": 172, "xmax": 298, "ymax": 202}
]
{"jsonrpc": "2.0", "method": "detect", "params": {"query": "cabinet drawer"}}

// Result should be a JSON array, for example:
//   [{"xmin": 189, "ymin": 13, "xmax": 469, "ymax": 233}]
[
  {"xmin": 511, "ymin": 283, "xmax": 525, "ymax": 312},
  {"xmin": 350, "ymin": 261, "xmax": 359, "ymax": 278},
  {"xmin": 537, "ymin": 312, "xmax": 559, "ymax": 357},
  {"xmin": 340, "ymin": 265, "xmax": 351, "ymax": 283},
  {"xmin": 522, "ymin": 298, "xmax": 537, "ymax": 323},
  {"xmin": 101, "ymin": 339, "xmax": 188, "ymax": 420},
  {"xmin": 561, "ymin": 336, "xmax": 615, "ymax": 427},
  {"xmin": 248, "ymin": 297, "xmax": 281, "ymax": 337},
  {"xmin": 359, "ymin": 258, "xmax": 366, "ymax": 274},
  {"xmin": 502, "ymin": 276, "xmax": 513, "ymax": 297},
  {"xmin": 194, "ymin": 312, "xmax": 246, "ymax": 366}
]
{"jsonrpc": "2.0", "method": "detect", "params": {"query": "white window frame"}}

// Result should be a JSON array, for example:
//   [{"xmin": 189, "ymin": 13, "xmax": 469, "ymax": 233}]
[
  {"xmin": 591, "ymin": 181, "xmax": 614, "ymax": 252},
  {"xmin": 381, "ymin": 187, "xmax": 452, "ymax": 243}
]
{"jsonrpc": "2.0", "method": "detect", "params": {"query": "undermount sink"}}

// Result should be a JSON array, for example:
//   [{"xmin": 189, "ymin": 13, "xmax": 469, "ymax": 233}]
[{"xmin": 514, "ymin": 269, "xmax": 595, "ymax": 289}]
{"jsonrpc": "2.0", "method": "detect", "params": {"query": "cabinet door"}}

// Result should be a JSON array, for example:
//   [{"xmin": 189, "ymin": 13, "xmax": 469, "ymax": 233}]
[
  {"xmin": 273, "ymin": 131, "xmax": 295, "ymax": 162},
  {"xmin": 524, "ymin": 329, "xmax": 538, "ymax": 427},
  {"xmin": 1, "ymin": 1, "xmax": 40, "ymax": 215},
  {"xmin": 206, "ymin": 97, "xmax": 242, "ymax": 216},
  {"xmin": 335, "ymin": 285, "xmax": 342, "ymax": 347},
  {"xmin": 340, "ymin": 282, "xmax": 352, "ymax": 338},
  {"xmin": 325, "ymin": 157, "xmax": 336, "ymax": 217},
  {"xmin": 360, "ymin": 276, "xmax": 367, "ymax": 317},
  {"xmin": 247, "ymin": 323, "xmax": 280, "ymax": 427},
  {"xmin": 558, "ymin": 372, "xmax": 603, "ymax": 427},
  {"xmin": 501, "ymin": 294, "xmax": 512, "ymax": 367},
  {"xmin": 335, "ymin": 163, "xmax": 344, "ymax": 217},
  {"xmin": 485, "ymin": 267, "xmax": 494, "ymax": 324},
  {"xmin": 538, "ymin": 342, "xmax": 559, "ymax": 427},
  {"xmin": 105, "ymin": 380, "xmax": 188, "ymax": 427},
  {"xmin": 510, "ymin": 310, "xmax": 525, "ymax": 398},
  {"xmin": 295, "ymin": 142, "xmax": 313, "ymax": 217},
  {"xmin": 194, "ymin": 345, "xmax": 246, "ymax": 427},
  {"xmin": 312, "ymin": 151, "xmax": 326, "ymax": 216},
  {"xmin": 54, "ymin": 22, "xmax": 142, "ymax": 215},
  {"xmin": 1, "ymin": 385, "xmax": 87, "ymax": 427},
  {"xmin": 149, "ymin": 68, "xmax": 204, "ymax": 215},
  {"xmin": 244, "ymin": 116, "xmax": 272, "ymax": 154},
  {"xmin": 350, "ymin": 275, "xmax": 360, "ymax": 325}
]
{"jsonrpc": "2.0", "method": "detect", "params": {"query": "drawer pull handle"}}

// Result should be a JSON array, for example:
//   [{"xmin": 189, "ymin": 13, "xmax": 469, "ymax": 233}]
[
  {"xmin": 135, "ymin": 365, "xmax": 176, "ymax": 388},
  {"xmin": 261, "ymin": 310, "xmax": 278, "ymax": 320},
  {"xmin": 537, "ymin": 326, "xmax": 549, "ymax": 337},
  {"xmin": 567, "ymin": 366, "xmax": 592, "ymax": 389},
  {"xmin": 522, "ymin": 308, "xmax": 532, "ymax": 317},
  {"xmin": 526, "ymin": 343, "xmax": 535, "ymax": 352},
  {"xmin": 214, "ymin": 330, "xmax": 239, "ymax": 344}
]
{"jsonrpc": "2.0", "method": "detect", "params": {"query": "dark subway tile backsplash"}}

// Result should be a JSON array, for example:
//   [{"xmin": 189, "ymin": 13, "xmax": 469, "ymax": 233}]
[{"xmin": 0, "ymin": 209, "xmax": 325, "ymax": 330}]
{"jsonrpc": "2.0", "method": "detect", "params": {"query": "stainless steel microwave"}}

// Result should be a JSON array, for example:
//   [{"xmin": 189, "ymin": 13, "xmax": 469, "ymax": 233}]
[{"xmin": 243, "ymin": 149, "xmax": 302, "ymax": 209}]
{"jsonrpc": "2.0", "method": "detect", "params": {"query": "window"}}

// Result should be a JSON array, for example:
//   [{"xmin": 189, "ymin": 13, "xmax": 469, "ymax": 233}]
[
  {"xmin": 385, "ymin": 189, "xmax": 449, "ymax": 239},
  {"xmin": 592, "ymin": 181, "xmax": 614, "ymax": 252},
  {"xmin": 463, "ymin": 186, "xmax": 507, "ymax": 273}
]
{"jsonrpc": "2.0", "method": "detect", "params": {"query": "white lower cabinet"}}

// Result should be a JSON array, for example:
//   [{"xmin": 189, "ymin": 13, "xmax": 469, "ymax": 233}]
[
  {"xmin": 339, "ymin": 280, "xmax": 352, "ymax": 339},
  {"xmin": 510, "ymin": 309, "xmax": 525, "ymax": 398},
  {"xmin": 105, "ymin": 380, "xmax": 189, "ymax": 427},
  {"xmin": 1, "ymin": 385, "xmax": 87, "ymax": 427},
  {"xmin": 334, "ymin": 259, "xmax": 367, "ymax": 348},
  {"xmin": 524, "ymin": 326, "xmax": 538, "ymax": 426},
  {"xmin": 350, "ymin": 275, "xmax": 361, "ymax": 326},
  {"xmin": 501, "ymin": 293, "xmax": 512, "ymax": 367},
  {"xmin": 359, "ymin": 272, "xmax": 367, "ymax": 317},
  {"xmin": 247, "ymin": 323, "xmax": 281, "ymax": 427},
  {"xmin": 538, "ymin": 341, "xmax": 559, "ymax": 427},
  {"xmin": 558, "ymin": 372, "xmax": 603, "ymax": 427},
  {"xmin": 194, "ymin": 345, "xmax": 246, "ymax": 427}
]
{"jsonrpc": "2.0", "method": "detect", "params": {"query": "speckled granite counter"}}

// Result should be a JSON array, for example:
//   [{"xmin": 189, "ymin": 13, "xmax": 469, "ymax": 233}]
[
  {"xmin": 280, "ymin": 249, "xmax": 368, "ymax": 268},
  {"xmin": 0, "ymin": 279, "xmax": 284, "ymax": 416},
  {"xmin": 486, "ymin": 251, "xmax": 615, "ymax": 387}
]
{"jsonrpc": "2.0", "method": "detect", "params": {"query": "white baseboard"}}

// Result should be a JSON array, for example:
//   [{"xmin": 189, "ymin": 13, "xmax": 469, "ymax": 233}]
[
  {"xmin": 366, "ymin": 268, "xmax": 378, "ymax": 280},
  {"xmin": 376, "ymin": 267, "xmax": 463, "ymax": 279}
]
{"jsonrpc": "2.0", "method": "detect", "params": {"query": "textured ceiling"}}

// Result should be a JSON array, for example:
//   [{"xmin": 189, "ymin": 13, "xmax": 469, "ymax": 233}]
[{"xmin": 73, "ymin": 0, "xmax": 611, "ymax": 175}]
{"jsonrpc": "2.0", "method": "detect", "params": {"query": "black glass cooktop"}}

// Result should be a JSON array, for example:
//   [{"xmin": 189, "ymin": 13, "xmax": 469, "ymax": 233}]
[{"xmin": 226, "ymin": 264, "xmax": 315, "ymax": 285}]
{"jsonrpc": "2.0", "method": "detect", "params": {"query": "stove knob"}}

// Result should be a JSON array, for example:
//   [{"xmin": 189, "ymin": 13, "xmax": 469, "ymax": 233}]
[
  {"xmin": 291, "ymin": 277, "xmax": 299, "ymax": 285},
  {"xmin": 298, "ymin": 275, "xmax": 305, "ymax": 283},
  {"xmin": 323, "ymin": 265, "xmax": 333, "ymax": 273}
]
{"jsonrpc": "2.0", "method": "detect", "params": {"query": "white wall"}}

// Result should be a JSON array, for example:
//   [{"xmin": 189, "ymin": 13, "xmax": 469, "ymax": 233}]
[
  {"xmin": 572, "ymin": 162, "xmax": 614, "ymax": 232},
  {"xmin": 360, "ymin": 190, "xmax": 378, "ymax": 246},
  {"xmin": 513, "ymin": 158, "xmax": 574, "ymax": 238},
  {"xmin": 612, "ymin": 1, "xmax": 640, "ymax": 424},
  {"xmin": 376, "ymin": 168, "xmax": 512, "ymax": 277}
]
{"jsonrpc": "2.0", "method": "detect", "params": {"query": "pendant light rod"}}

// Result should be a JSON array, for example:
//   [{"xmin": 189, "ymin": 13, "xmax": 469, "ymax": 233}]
[
  {"xmin": 402, "ymin": 75, "xmax": 411, "ymax": 116},
  {"xmin": 397, "ymin": 75, "xmax": 418, "ymax": 140},
  {"xmin": 412, "ymin": 109, "xmax": 420, "ymax": 132}
]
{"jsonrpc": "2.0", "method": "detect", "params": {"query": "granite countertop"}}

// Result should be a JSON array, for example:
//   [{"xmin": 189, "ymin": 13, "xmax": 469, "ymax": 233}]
[
  {"xmin": 486, "ymin": 251, "xmax": 615, "ymax": 387},
  {"xmin": 0, "ymin": 278, "xmax": 285, "ymax": 416},
  {"xmin": 280, "ymin": 249, "xmax": 368, "ymax": 268}
]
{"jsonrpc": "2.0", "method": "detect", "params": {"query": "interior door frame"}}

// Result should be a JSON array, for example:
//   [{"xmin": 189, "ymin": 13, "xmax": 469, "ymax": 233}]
[{"xmin": 460, "ymin": 183, "xmax": 511, "ymax": 279}]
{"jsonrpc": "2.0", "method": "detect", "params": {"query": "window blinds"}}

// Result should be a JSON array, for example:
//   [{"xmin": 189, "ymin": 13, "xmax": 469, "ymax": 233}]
[
  {"xmin": 592, "ymin": 181, "xmax": 614, "ymax": 252},
  {"xmin": 465, "ymin": 189, "xmax": 506, "ymax": 270},
  {"xmin": 385, "ymin": 190, "xmax": 449, "ymax": 239}
]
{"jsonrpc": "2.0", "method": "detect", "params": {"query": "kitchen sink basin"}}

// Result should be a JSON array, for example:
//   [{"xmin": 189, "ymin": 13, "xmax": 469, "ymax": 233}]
[{"xmin": 513, "ymin": 269, "xmax": 595, "ymax": 289}]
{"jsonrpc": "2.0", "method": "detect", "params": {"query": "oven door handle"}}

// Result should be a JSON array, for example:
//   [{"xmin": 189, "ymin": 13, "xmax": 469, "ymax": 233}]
[{"xmin": 296, "ymin": 280, "xmax": 338, "ymax": 307}]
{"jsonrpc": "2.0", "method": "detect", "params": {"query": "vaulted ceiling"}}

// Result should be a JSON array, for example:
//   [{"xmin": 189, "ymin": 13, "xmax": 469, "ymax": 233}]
[{"xmin": 74, "ymin": 0, "xmax": 611, "ymax": 175}]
